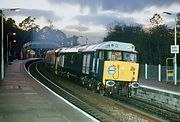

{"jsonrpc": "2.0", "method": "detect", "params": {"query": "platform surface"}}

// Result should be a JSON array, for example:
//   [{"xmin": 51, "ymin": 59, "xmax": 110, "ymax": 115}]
[
  {"xmin": 0, "ymin": 60, "xmax": 98, "ymax": 122},
  {"xmin": 140, "ymin": 79, "xmax": 180, "ymax": 95}
]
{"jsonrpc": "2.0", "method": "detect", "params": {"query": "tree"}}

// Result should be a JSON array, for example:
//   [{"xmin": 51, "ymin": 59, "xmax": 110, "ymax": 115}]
[
  {"xmin": 104, "ymin": 23, "xmax": 147, "ymax": 63},
  {"xmin": 19, "ymin": 16, "xmax": 40, "ymax": 31},
  {"xmin": 104, "ymin": 21, "xmax": 174, "ymax": 65},
  {"xmin": 147, "ymin": 25, "xmax": 173, "ymax": 65},
  {"xmin": 48, "ymin": 19, "xmax": 54, "ymax": 29},
  {"xmin": 5, "ymin": 18, "xmax": 17, "ymax": 28},
  {"xmin": 30, "ymin": 26, "xmax": 67, "ymax": 48},
  {"xmin": 150, "ymin": 13, "xmax": 164, "ymax": 27},
  {"xmin": 177, "ymin": 13, "xmax": 180, "ymax": 25}
]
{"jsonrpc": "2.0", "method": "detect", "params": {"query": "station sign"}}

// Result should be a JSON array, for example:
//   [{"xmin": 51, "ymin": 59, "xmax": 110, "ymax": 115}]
[{"xmin": 171, "ymin": 45, "xmax": 179, "ymax": 54}]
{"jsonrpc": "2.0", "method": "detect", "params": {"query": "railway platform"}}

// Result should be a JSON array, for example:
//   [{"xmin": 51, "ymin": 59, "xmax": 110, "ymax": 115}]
[
  {"xmin": 135, "ymin": 79, "xmax": 180, "ymax": 112},
  {"xmin": 140, "ymin": 79, "xmax": 180, "ymax": 94},
  {"xmin": 0, "ymin": 60, "xmax": 98, "ymax": 122}
]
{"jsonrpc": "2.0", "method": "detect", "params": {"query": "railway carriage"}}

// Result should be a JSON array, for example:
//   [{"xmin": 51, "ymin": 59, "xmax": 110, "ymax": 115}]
[{"xmin": 45, "ymin": 41, "xmax": 139, "ymax": 96}]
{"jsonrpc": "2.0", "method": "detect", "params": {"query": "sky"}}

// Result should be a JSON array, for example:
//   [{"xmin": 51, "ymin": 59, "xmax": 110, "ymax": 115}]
[{"xmin": 1, "ymin": 0, "xmax": 180, "ymax": 44}]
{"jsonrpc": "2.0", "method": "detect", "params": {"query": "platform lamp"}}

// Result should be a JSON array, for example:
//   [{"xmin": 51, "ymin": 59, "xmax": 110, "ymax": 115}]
[
  {"xmin": 7, "ymin": 33, "xmax": 16, "ymax": 64},
  {"xmin": 163, "ymin": 12, "xmax": 179, "ymax": 85},
  {"xmin": 0, "ymin": 8, "xmax": 20, "ymax": 81}
]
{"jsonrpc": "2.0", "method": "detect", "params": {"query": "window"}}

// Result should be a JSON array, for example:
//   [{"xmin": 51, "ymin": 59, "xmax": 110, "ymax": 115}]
[
  {"xmin": 59, "ymin": 55, "xmax": 64, "ymax": 67},
  {"xmin": 82, "ymin": 54, "xmax": 91, "ymax": 74},
  {"xmin": 106, "ymin": 51, "xmax": 122, "ymax": 61},
  {"xmin": 123, "ymin": 52, "xmax": 137, "ymax": 62},
  {"xmin": 70, "ymin": 55, "xmax": 74, "ymax": 64},
  {"xmin": 86, "ymin": 54, "xmax": 91, "ymax": 74},
  {"xmin": 98, "ymin": 51, "xmax": 104, "ymax": 59},
  {"xmin": 82, "ymin": 55, "xmax": 86, "ymax": 73}
]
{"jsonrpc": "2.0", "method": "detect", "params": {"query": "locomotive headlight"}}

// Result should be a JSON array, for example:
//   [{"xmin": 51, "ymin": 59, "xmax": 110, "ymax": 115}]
[
  {"xmin": 127, "ymin": 45, "xmax": 130, "ymax": 49},
  {"xmin": 131, "ymin": 82, "xmax": 140, "ymax": 88},
  {"xmin": 106, "ymin": 80, "xmax": 115, "ymax": 87},
  {"xmin": 127, "ymin": 45, "xmax": 134, "ymax": 50}
]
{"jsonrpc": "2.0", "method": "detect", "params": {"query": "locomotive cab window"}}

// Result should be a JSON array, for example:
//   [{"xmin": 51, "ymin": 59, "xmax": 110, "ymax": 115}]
[
  {"xmin": 123, "ymin": 52, "xmax": 137, "ymax": 62},
  {"xmin": 105, "ymin": 51, "xmax": 122, "ymax": 61}
]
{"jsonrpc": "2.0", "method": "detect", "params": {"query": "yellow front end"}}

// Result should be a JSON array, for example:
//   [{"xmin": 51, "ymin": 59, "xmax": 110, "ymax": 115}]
[{"xmin": 103, "ymin": 61, "xmax": 139, "ymax": 85}]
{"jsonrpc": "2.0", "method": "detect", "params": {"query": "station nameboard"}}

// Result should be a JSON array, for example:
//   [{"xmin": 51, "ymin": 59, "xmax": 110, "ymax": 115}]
[{"xmin": 171, "ymin": 45, "xmax": 179, "ymax": 54}]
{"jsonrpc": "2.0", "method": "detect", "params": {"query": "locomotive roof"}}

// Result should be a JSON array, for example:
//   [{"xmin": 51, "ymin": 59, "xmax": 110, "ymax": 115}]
[{"xmin": 60, "ymin": 41, "xmax": 136, "ymax": 53}]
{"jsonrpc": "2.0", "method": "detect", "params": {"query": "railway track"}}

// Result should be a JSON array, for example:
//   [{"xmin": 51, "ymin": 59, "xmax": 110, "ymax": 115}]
[
  {"xmin": 26, "ymin": 60, "xmax": 172, "ymax": 122},
  {"xmin": 113, "ymin": 96, "xmax": 180, "ymax": 122},
  {"xmin": 27, "ymin": 60, "xmax": 116, "ymax": 122}
]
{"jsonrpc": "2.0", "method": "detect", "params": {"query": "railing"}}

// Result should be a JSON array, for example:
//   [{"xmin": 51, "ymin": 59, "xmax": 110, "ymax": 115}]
[{"xmin": 139, "ymin": 64, "xmax": 180, "ymax": 84}]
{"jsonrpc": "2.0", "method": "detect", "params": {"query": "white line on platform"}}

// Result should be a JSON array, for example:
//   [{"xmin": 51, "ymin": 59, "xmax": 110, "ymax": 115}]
[
  {"xmin": 140, "ymin": 85, "xmax": 180, "ymax": 96},
  {"xmin": 24, "ymin": 60, "xmax": 100, "ymax": 122}
]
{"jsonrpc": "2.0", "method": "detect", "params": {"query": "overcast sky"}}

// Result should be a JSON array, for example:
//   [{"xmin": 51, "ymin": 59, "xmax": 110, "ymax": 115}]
[{"xmin": 1, "ymin": 0, "xmax": 180, "ymax": 43}]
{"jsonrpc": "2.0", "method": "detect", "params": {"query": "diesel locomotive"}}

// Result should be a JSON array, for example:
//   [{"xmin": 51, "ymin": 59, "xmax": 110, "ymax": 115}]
[{"xmin": 44, "ymin": 41, "xmax": 139, "ymax": 96}]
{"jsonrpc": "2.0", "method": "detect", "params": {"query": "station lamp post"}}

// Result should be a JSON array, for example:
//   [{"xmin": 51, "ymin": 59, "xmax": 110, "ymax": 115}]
[
  {"xmin": 0, "ymin": 8, "xmax": 20, "ymax": 81},
  {"xmin": 0, "ymin": 9, "xmax": 3, "ymax": 81},
  {"xmin": 163, "ymin": 12, "xmax": 179, "ymax": 85},
  {"xmin": 7, "ymin": 33, "xmax": 16, "ymax": 64}
]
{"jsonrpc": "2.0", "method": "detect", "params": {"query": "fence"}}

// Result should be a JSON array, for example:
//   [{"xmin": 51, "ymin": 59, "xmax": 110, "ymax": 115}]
[{"xmin": 139, "ymin": 64, "xmax": 180, "ymax": 83}]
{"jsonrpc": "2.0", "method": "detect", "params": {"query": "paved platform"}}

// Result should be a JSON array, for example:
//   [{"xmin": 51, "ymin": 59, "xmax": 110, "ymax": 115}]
[
  {"xmin": 0, "ymin": 60, "xmax": 98, "ymax": 122},
  {"xmin": 140, "ymin": 79, "xmax": 180, "ymax": 95}
]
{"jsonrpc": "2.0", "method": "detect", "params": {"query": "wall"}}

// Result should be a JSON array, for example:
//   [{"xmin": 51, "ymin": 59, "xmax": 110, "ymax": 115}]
[{"xmin": 132, "ymin": 87, "xmax": 180, "ymax": 112}]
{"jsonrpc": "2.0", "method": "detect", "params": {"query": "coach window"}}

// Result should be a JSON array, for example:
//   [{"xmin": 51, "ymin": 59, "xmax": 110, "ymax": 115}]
[
  {"xmin": 82, "ymin": 55, "xmax": 86, "ymax": 73},
  {"xmin": 86, "ymin": 54, "xmax": 91, "ymax": 74},
  {"xmin": 70, "ymin": 55, "xmax": 74, "ymax": 64}
]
